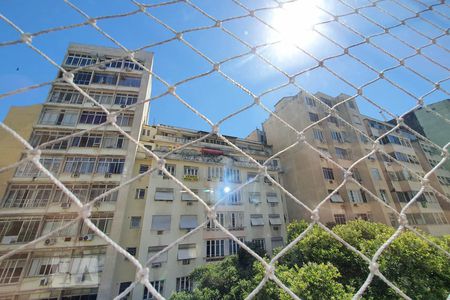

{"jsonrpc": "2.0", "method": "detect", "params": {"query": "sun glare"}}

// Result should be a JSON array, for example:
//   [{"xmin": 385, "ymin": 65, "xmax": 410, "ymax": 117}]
[{"xmin": 269, "ymin": 1, "xmax": 324, "ymax": 57}]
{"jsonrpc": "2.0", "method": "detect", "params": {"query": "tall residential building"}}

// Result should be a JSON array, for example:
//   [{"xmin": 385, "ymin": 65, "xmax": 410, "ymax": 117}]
[
  {"xmin": 400, "ymin": 99, "xmax": 450, "ymax": 148},
  {"xmin": 118, "ymin": 124, "xmax": 287, "ymax": 299},
  {"xmin": 364, "ymin": 117, "xmax": 450, "ymax": 235},
  {"xmin": 0, "ymin": 43, "xmax": 153, "ymax": 300},
  {"xmin": 262, "ymin": 91, "xmax": 394, "ymax": 226}
]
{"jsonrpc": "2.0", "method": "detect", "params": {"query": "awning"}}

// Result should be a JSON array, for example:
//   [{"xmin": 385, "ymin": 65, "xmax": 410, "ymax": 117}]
[
  {"xmin": 148, "ymin": 246, "xmax": 168, "ymax": 263},
  {"xmin": 269, "ymin": 216, "xmax": 282, "ymax": 225},
  {"xmin": 201, "ymin": 148, "xmax": 224, "ymax": 156},
  {"xmin": 180, "ymin": 215, "xmax": 198, "ymax": 229},
  {"xmin": 330, "ymin": 194, "xmax": 344, "ymax": 203},
  {"xmin": 155, "ymin": 190, "xmax": 174, "ymax": 201},
  {"xmin": 250, "ymin": 215, "xmax": 264, "ymax": 226},
  {"xmin": 151, "ymin": 215, "xmax": 171, "ymax": 231},
  {"xmin": 181, "ymin": 191, "xmax": 197, "ymax": 201},
  {"xmin": 267, "ymin": 195, "xmax": 279, "ymax": 203},
  {"xmin": 177, "ymin": 244, "xmax": 197, "ymax": 260}
]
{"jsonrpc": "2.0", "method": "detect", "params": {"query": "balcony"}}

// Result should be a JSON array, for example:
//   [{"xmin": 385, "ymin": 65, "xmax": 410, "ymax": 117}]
[{"xmin": 183, "ymin": 175, "xmax": 199, "ymax": 182}]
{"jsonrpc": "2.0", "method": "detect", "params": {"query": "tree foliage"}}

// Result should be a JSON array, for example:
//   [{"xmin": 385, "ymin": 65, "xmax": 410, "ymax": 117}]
[{"xmin": 170, "ymin": 220, "xmax": 450, "ymax": 300}]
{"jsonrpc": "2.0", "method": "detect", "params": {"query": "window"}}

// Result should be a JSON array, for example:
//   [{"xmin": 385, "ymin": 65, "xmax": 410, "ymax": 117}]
[
  {"xmin": 313, "ymin": 129, "xmax": 324, "ymax": 142},
  {"xmin": 115, "ymin": 93, "xmax": 138, "ymax": 106},
  {"xmin": 30, "ymin": 130, "xmax": 70, "ymax": 150},
  {"xmin": 396, "ymin": 191, "xmax": 415, "ymax": 203},
  {"xmin": 208, "ymin": 166, "xmax": 223, "ymax": 180},
  {"xmin": 89, "ymin": 184, "xmax": 118, "ymax": 202},
  {"xmin": 269, "ymin": 214, "xmax": 282, "ymax": 226},
  {"xmin": 348, "ymin": 101, "xmax": 356, "ymax": 109},
  {"xmin": 352, "ymin": 168, "xmax": 362, "ymax": 181},
  {"xmin": 334, "ymin": 214, "xmax": 346, "ymax": 224},
  {"xmin": 0, "ymin": 254, "xmax": 26, "ymax": 284},
  {"xmin": 71, "ymin": 133, "xmax": 102, "ymax": 148},
  {"xmin": 379, "ymin": 189, "xmax": 388, "ymax": 203},
  {"xmin": 123, "ymin": 59, "xmax": 143, "ymax": 71},
  {"xmin": 96, "ymin": 157, "xmax": 125, "ymax": 174},
  {"xmin": 130, "ymin": 217, "xmax": 141, "ymax": 229},
  {"xmin": 135, "ymin": 188, "xmax": 146, "ymax": 199},
  {"xmin": 143, "ymin": 280, "xmax": 164, "ymax": 299},
  {"xmin": 73, "ymin": 71, "xmax": 92, "ymax": 85},
  {"xmin": 206, "ymin": 239, "xmax": 225, "ymax": 258},
  {"xmin": 207, "ymin": 213, "xmax": 224, "ymax": 230},
  {"xmin": 247, "ymin": 172, "xmax": 259, "ymax": 182},
  {"xmin": 331, "ymin": 131, "xmax": 344, "ymax": 143},
  {"xmin": 266, "ymin": 192, "xmax": 279, "ymax": 204},
  {"xmin": 229, "ymin": 237, "xmax": 244, "ymax": 255},
  {"xmin": 227, "ymin": 191, "xmax": 241, "ymax": 205},
  {"xmin": 49, "ymin": 88, "xmax": 83, "ymax": 104},
  {"xmin": 40, "ymin": 109, "xmax": 78, "ymax": 126},
  {"xmin": 229, "ymin": 212, "xmax": 244, "ymax": 229},
  {"xmin": 252, "ymin": 238, "xmax": 266, "ymax": 251},
  {"xmin": 15, "ymin": 156, "xmax": 62, "ymax": 177},
  {"xmin": 79, "ymin": 110, "xmax": 107, "ymax": 125},
  {"xmin": 118, "ymin": 75, "xmax": 141, "ymax": 87},
  {"xmin": 92, "ymin": 73, "xmax": 118, "ymax": 85},
  {"xmin": 176, "ymin": 276, "xmax": 192, "ymax": 292},
  {"xmin": 53, "ymin": 184, "xmax": 88, "ymax": 204},
  {"xmin": 390, "ymin": 152, "xmax": 409, "ymax": 162},
  {"xmin": 335, "ymin": 147, "xmax": 349, "ymax": 160},
  {"xmin": 328, "ymin": 116, "xmax": 338, "ymax": 126},
  {"xmin": 177, "ymin": 244, "xmax": 197, "ymax": 260},
  {"xmin": 89, "ymin": 91, "xmax": 114, "ymax": 105},
  {"xmin": 65, "ymin": 53, "xmax": 93, "ymax": 66},
  {"xmin": 370, "ymin": 168, "xmax": 381, "ymax": 180},
  {"xmin": 356, "ymin": 213, "xmax": 370, "ymax": 221},
  {"xmin": 159, "ymin": 164, "xmax": 176, "ymax": 178},
  {"xmin": 154, "ymin": 188, "xmax": 174, "ymax": 201},
  {"xmin": 322, "ymin": 167, "xmax": 334, "ymax": 180},
  {"xmin": 309, "ymin": 112, "xmax": 319, "ymax": 122},
  {"xmin": 139, "ymin": 164, "xmax": 149, "ymax": 174},
  {"xmin": 184, "ymin": 166, "xmax": 199, "ymax": 180},
  {"xmin": 328, "ymin": 190, "xmax": 344, "ymax": 203},
  {"xmin": 102, "ymin": 134, "xmax": 126, "ymax": 149},
  {"xmin": 249, "ymin": 192, "xmax": 261, "ymax": 204},
  {"xmin": 63, "ymin": 157, "xmax": 96, "ymax": 174},
  {"xmin": 0, "ymin": 217, "xmax": 40, "ymax": 244},
  {"xmin": 148, "ymin": 246, "xmax": 168, "ymax": 264},
  {"xmin": 348, "ymin": 190, "xmax": 364, "ymax": 203},
  {"xmin": 305, "ymin": 97, "xmax": 316, "ymax": 107},
  {"xmin": 151, "ymin": 215, "xmax": 171, "ymax": 232},
  {"xmin": 250, "ymin": 214, "xmax": 264, "ymax": 226},
  {"xmin": 179, "ymin": 215, "xmax": 198, "ymax": 230},
  {"xmin": 126, "ymin": 247, "xmax": 137, "ymax": 256},
  {"xmin": 181, "ymin": 189, "xmax": 198, "ymax": 201},
  {"xmin": 119, "ymin": 282, "xmax": 131, "ymax": 298},
  {"xmin": 271, "ymin": 237, "xmax": 284, "ymax": 250},
  {"xmin": 80, "ymin": 215, "xmax": 112, "ymax": 235},
  {"xmin": 116, "ymin": 113, "xmax": 134, "ymax": 126},
  {"xmin": 2, "ymin": 184, "xmax": 53, "ymax": 208},
  {"xmin": 225, "ymin": 168, "xmax": 241, "ymax": 183}
]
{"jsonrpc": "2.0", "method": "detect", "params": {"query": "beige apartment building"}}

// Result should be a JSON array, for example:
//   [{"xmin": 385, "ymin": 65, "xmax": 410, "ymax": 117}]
[
  {"xmin": 118, "ymin": 124, "xmax": 287, "ymax": 299},
  {"xmin": 0, "ymin": 43, "xmax": 153, "ymax": 300},
  {"xmin": 363, "ymin": 117, "xmax": 450, "ymax": 235},
  {"xmin": 262, "ymin": 91, "xmax": 395, "ymax": 226}
]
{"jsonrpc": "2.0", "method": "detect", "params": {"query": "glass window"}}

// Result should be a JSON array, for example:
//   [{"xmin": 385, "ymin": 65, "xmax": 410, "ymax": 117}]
[
  {"xmin": 92, "ymin": 73, "xmax": 118, "ymax": 85},
  {"xmin": 73, "ymin": 72, "xmax": 92, "ymax": 85},
  {"xmin": 118, "ymin": 75, "xmax": 141, "ymax": 87}
]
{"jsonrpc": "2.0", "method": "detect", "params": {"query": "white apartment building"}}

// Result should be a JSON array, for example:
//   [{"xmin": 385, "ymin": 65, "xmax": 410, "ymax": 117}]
[
  {"xmin": 0, "ymin": 43, "xmax": 153, "ymax": 300},
  {"xmin": 122, "ymin": 124, "xmax": 287, "ymax": 299}
]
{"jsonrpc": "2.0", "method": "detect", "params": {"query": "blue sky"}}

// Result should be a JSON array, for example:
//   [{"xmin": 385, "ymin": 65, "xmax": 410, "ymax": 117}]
[{"xmin": 0, "ymin": 0, "xmax": 449, "ymax": 138}]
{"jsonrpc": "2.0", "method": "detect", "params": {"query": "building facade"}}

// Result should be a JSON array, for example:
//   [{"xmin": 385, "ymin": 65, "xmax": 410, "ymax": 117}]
[
  {"xmin": 262, "ymin": 91, "xmax": 395, "ymax": 226},
  {"xmin": 0, "ymin": 43, "xmax": 153, "ymax": 300},
  {"xmin": 364, "ymin": 117, "xmax": 450, "ymax": 235},
  {"xmin": 121, "ymin": 124, "xmax": 287, "ymax": 299}
]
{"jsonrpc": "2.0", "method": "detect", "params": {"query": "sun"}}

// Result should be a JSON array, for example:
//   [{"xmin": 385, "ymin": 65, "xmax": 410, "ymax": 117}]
[{"xmin": 269, "ymin": 1, "xmax": 324, "ymax": 56}]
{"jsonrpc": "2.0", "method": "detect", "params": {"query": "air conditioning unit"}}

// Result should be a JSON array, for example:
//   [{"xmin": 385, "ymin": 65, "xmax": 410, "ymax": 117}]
[
  {"xmin": 71, "ymin": 172, "xmax": 80, "ymax": 178},
  {"xmin": 83, "ymin": 234, "xmax": 94, "ymax": 241},
  {"xmin": 40, "ymin": 277, "xmax": 50, "ymax": 286},
  {"xmin": 1, "ymin": 236, "xmax": 18, "ymax": 244},
  {"xmin": 61, "ymin": 202, "xmax": 71, "ymax": 209},
  {"xmin": 273, "ymin": 226, "xmax": 279, "ymax": 230},
  {"xmin": 104, "ymin": 173, "xmax": 112, "ymax": 178},
  {"xmin": 151, "ymin": 262, "xmax": 162, "ymax": 268},
  {"xmin": 44, "ymin": 238, "xmax": 57, "ymax": 246},
  {"xmin": 182, "ymin": 259, "xmax": 190, "ymax": 265}
]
